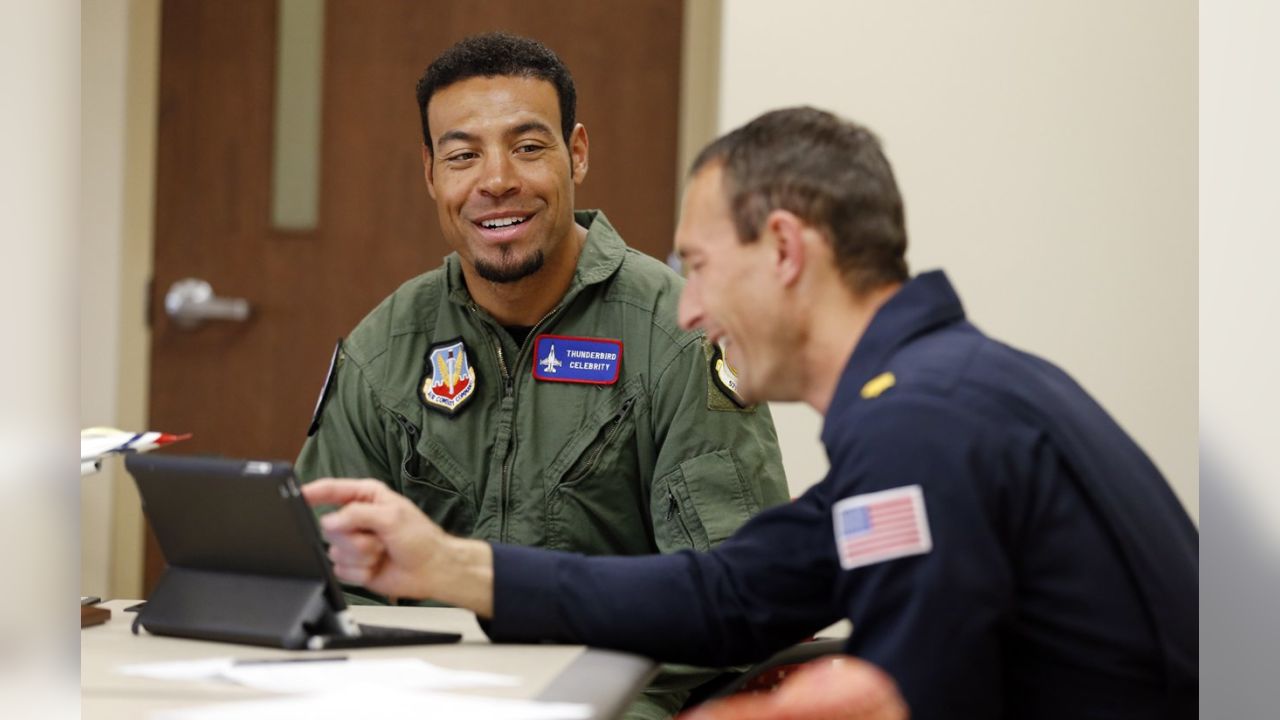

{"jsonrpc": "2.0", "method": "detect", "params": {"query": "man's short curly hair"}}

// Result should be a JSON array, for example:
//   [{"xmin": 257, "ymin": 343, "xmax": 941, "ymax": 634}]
[
  {"xmin": 691, "ymin": 107, "xmax": 909, "ymax": 295},
  {"xmin": 415, "ymin": 32, "xmax": 576, "ymax": 153}
]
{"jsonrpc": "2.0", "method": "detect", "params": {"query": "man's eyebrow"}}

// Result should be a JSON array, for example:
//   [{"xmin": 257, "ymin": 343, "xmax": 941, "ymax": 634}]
[
  {"xmin": 509, "ymin": 121, "xmax": 556, "ymax": 139},
  {"xmin": 436, "ymin": 129, "xmax": 477, "ymax": 147}
]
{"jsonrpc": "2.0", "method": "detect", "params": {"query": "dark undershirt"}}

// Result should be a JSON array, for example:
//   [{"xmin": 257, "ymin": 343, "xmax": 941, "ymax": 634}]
[{"xmin": 504, "ymin": 325, "xmax": 534, "ymax": 347}]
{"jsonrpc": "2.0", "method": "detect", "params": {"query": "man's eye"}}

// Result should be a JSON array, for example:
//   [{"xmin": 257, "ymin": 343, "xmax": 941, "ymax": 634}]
[
  {"xmin": 515, "ymin": 144, "xmax": 544, "ymax": 154},
  {"xmin": 446, "ymin": 152, "xmax": 478, "ymax": 163}
]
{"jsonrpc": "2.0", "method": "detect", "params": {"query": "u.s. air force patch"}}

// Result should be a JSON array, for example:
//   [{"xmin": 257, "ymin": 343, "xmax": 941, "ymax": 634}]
[
  {"xmin": 419, "ymin": 338, "xmax": 476, "ymax": 416},
  {"xmin": 706, "ymin": 340, "xmax": 750, "ymax": 411}
]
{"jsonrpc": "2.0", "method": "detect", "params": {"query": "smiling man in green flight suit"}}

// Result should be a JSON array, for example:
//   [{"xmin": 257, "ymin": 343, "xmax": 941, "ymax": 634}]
[{"xmin": 295, "ymin": 32, "xmax": 789, "ymax": 719}]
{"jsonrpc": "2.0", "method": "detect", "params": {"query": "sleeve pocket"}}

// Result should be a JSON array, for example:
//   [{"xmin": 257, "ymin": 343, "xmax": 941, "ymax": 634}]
[
  {"xmin": 677, "ymin": 449, "xmax": 758, "ymax": 546},
  {"xmin": 390, "ymin": 412, "xmax": 477, "ymax": 535},
  {"xmin": 651, "ymin": 449, "xmax": 758, "ymax": 552}
]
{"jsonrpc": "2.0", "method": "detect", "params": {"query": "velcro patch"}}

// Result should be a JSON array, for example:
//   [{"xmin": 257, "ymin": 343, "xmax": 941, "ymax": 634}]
[
  {"xmin": 833, "ymin": 485, "xmax": 932, "ymax": 570},
  {"xmin": 532, "ymin": 334, "xmax": 622, "ymax": 385}
]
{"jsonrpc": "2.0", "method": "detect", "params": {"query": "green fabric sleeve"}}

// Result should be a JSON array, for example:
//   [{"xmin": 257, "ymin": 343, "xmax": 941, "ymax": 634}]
[
  {"xmin": 647, "ymin": 338, "xmax": 789, "ymax": 553},
  {"xmin": 295, "ymin": 348, "xmax": 397, "ymax": 487},
  {"xmin": 295, "ymin": 348, "xmax": 399, "ymax": 607},
  {"xmin": 635, "ymin": 338, "xmax": 788, "ymax": 717}
]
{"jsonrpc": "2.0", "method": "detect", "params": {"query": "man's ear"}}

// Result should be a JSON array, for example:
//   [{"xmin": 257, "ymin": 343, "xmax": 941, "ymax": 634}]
[
  {"xmin": 569, "ymin": 123, "xmax": 589, "ymax": 184},
  {"xmin": 764, "ymin": 210, "xmax": 807, "ymax": 287},
  {"xmin": 422, "ymin": 144, "xmax": 437, "ymax": 199}
]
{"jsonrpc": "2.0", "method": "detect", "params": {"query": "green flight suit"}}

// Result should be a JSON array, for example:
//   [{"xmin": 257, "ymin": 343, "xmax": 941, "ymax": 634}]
[{"xmin": 297, "ymin": 210, "xmax": 789, "ymax": 719}]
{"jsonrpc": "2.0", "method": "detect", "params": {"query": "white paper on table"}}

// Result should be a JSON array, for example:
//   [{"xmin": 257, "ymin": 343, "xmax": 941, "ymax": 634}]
[
  {"xmin": 118, "ymin": 658, "xmax": 236, "ymax": 682},
  {"xmin": 119, "ymin": 657, "xmax": 520, "ymax": 693},
  {"xmin": 150, "ymin": 684, "xmax": 593, "ymax": 720},
  {"xmin": 222, "ymin": 658, "xmax": 519, "ymax": 693}
]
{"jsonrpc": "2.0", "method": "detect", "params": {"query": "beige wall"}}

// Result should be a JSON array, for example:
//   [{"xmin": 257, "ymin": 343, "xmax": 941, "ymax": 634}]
[
  {"xmin": 720, "ymin": 0, "xmax": 1198, "ymax": 519},
  {"xmin": 81, "ymin": 0, "xmax": 158, "ymax": 598},
  {"xmin": 81, "ymin": 0, "xmax": 128, "ymax": 598}
]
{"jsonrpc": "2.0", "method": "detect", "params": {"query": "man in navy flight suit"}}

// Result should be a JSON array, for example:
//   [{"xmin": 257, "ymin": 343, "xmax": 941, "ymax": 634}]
[{"xmin": 305, "ymin": 107, "xmax": 1198, "ymax": 719}]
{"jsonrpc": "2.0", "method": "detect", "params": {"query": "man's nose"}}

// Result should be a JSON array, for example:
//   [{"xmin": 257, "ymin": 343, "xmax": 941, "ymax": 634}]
[
  {"xmin": 677, "ymin": 282, "xmax": 704, "ymax": 331},
  {"xmin": 478, "ymin": 154, "xmax": 519, "ymax": 199}
]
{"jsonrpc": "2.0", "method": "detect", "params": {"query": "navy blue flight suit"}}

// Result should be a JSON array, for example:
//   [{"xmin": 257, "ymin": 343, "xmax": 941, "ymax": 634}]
[{"xmin": 487, "ymin": 271, "xmax": 1198, "ymax": 719}]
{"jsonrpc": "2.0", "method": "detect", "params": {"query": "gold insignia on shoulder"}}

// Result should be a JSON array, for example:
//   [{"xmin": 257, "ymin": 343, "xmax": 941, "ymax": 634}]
[{"xmin": 860, "ymin": 372, "xmax": 896, "ymax": 399}]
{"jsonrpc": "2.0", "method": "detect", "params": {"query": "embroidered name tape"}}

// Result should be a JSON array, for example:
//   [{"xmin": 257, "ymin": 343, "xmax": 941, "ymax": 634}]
[
  {"xmin": 832, "ymin": 484, "xmax": 932, "ymax": 570},
  {"xmin": 532, "ymin": 334, "xmax": 622, "ymax": 385}
]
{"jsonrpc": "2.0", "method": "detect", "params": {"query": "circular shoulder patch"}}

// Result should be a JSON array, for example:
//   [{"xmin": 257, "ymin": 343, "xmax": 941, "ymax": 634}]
[{"xmin": 710, "ymin": 341, "xmax": 748, "ymax": 409}]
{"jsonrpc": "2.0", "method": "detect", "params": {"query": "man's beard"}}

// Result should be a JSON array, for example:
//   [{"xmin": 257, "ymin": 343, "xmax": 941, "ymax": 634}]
[{"xmin": 475, "ymin": 248, "xmax": 545, "ymax": 283}]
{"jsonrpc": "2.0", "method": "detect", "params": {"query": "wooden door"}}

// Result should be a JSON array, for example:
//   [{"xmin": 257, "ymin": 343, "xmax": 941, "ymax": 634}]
[{"xmin": 145, "ymin": 0, "xmax": 685, "ymax": 593}]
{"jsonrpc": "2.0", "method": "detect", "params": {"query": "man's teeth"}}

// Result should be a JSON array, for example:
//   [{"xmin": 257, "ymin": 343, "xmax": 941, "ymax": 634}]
[{"xmin": 480, "ymin": 217, "xmax": 527, "ymax": 229}]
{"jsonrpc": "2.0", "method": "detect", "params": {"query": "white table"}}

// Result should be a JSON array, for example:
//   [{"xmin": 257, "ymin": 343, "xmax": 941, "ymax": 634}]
[{"xmin": 81, "ymin": 600, "xmax": 655, "ymax": 719}]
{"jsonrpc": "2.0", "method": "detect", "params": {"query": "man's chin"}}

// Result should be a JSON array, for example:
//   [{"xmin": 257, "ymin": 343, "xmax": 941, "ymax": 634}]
[{"xmin": 474, "ymin": 250, "xmax": 545, "ymax": 284}]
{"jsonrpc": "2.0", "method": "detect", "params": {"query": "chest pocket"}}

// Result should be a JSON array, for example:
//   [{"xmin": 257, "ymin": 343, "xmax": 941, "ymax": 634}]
[
  {"xmin": 542, "ymin": 377, "xmax": 647, "ymax": 552},
  {"xmin": 390, "ymin": 411, "xmax": 478, "ymax": 535}
]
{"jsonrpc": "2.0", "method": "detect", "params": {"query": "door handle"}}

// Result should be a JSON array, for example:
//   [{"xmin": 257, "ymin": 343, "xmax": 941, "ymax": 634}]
[{"xmin": 164, "ymin": 278, "xmax": 251, "ymax": 329}]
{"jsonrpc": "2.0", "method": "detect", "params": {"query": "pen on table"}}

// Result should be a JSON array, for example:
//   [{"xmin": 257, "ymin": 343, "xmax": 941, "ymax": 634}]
[{"xmin": 233, "ymin": 655, "xmax": 349, "ymax": 666}]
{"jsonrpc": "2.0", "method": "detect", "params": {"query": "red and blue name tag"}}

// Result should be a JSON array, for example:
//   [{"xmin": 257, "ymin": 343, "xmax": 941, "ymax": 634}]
[{"xmin": 531, "ymin": 334, "xmax": 622, "ymax": 385}]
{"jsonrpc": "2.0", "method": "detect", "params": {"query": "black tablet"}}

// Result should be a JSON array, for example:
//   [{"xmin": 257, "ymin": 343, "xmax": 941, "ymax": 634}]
[{"xmin": 125, "ymin": 454, "xmax": 461, "ymax": 649}]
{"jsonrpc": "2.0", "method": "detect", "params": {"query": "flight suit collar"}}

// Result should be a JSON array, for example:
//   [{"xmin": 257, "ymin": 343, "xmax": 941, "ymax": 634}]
[
  {"xmin": 823, "ymin": 270, "xmax": 966, "ymax": 437},
  {"xmin": 443, "ymin": 209, "xmax": 626, "ymax": 309}
]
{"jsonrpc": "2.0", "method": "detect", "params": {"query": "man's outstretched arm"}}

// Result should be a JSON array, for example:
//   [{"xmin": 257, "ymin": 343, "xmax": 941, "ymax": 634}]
[
  {"xmin": 302, "ymin": 477, "xmax": 840, "ymax": 667},
  {"xmin": 305, "ymin": 479, "xmax": 910, "ymax": 720}
]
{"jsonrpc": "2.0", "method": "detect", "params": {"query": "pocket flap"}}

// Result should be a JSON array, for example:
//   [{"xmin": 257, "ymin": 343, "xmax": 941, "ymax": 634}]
[{"xmin": 677, "ymin": 449, "xmax": 758, "ymax": 545}]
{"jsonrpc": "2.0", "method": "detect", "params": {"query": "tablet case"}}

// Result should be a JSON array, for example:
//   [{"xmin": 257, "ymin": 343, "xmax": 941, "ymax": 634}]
[{"xmin": 124, "ymin": 455, "xmax": 353, "ymax": 649}]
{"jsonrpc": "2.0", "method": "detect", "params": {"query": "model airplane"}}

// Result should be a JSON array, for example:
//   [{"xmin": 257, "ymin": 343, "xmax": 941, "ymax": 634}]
[{"xmin": 81, "ymin": 427, "xmax": 191, "ymax": 476}]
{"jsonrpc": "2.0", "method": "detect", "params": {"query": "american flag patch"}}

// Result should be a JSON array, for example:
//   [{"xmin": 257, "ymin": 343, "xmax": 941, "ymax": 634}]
[{"xmin": 832, "ymin": 485, "xmax": 932, "ymax": 570}]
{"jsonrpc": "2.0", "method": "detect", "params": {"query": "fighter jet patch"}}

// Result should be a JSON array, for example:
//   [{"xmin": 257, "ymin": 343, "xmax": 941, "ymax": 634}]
[
  {"xmin": 419, "ymin": 338, "xmax": 477, "ymax": 415},
  {"xmin": 833, "ymin": 485, "xmax": 932, "ymax": 570},
  {"xmin": 532, "ymin": 334, "xmax": 622, "ymax": 385},
  {"xmin": 709, "ymin": 340, "xmax": 748, "ymax": 409},
  {"xmin": 307, "ymin": 338, "xmax": 343, "ymax": 437}
]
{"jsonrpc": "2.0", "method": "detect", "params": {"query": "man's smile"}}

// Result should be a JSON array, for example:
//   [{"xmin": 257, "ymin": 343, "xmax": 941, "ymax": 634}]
[{"xmin": 469, "ymin": 210, "xmax": 537, "ymax": 243}]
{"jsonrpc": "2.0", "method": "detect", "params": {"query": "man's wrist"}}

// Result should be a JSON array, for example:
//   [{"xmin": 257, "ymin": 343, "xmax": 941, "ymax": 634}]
[{"xmin": 431, "ymin": 536, "xmax": 495, "ymax": 617}]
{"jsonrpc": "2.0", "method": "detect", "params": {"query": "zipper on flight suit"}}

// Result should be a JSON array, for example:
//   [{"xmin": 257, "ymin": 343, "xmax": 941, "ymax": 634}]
[
  {"xmin": 666, "ymin": 488, "xmax": 697, "ymax": 548},
  {"xmin": 565, "ymin": 396, "xmax": 636, "ymax": 485},
  {"xmin": 390, "ymin": 412, "xmax": 421, "ymax": 481},
  {"xmin": 468, "ymin": 301, "xmax": 563, "ymax": 542}
]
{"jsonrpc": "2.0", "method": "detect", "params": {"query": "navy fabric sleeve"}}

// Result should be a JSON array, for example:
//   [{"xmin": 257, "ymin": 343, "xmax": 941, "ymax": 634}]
[
  {"xmin": 820, "ymin": 399, "xmax": 1015, "ymax": 718},
  {"xmin": 488, "ymin": 484, "xmax": 845, "ymax": 666}
]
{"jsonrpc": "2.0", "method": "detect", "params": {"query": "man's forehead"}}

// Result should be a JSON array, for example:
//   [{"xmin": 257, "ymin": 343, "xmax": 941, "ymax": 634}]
[
  {"xmin": 678, "ymin": 167, "xmax": 732, "ymax": 235},
  {"xmin": 432, "ymin": 74, "xmax": 558, "ymax": 114},
  {"xmin": 429, "ymin": 76, "xmax": 560, "ymax": 139}
]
